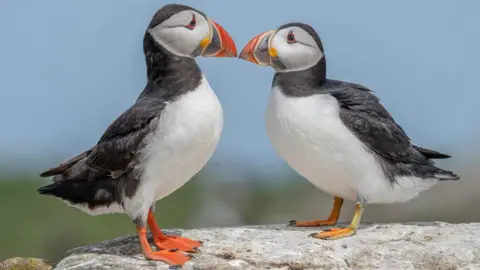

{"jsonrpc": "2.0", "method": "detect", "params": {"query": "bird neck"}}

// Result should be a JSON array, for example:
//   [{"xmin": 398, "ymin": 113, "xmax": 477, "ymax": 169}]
[
  {"xmin": 140, "ymin": 34, "xmax": 202, "ymax": 99},
  {"xmin": 273, "ymin": 58, "xmax": 327, "ymax": 97}
]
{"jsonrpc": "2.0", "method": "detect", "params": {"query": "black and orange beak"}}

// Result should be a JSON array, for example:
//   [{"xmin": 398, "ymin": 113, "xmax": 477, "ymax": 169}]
[
  {"xmin": 238, "ymin": 30, "xmax": 276, "ymax": 66},
  {"xmin": 200, "ymin": 19, "xmax": 237, "ymax": 58}
]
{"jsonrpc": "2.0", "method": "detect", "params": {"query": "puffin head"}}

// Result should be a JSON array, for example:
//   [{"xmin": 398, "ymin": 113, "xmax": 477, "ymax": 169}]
[
  {"xmin": 145, "ymin": 4, "xmax": 237, "ymax": 58},
  {"xmin": 239, "ymin": 23, "xmax": 324, "ymax": 72}
]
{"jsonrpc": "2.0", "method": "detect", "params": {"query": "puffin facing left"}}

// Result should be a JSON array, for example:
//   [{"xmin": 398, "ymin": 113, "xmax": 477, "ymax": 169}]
[{"xmin": 38, "ymin": 4, "xmax": 237, "ymax": 266}]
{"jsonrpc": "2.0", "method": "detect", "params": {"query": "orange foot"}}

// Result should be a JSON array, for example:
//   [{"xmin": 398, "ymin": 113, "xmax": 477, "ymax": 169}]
[
  {"xmin": 289, "ymin": 219, "xmax": 337, "ymax": 227},
  {"xmin": 148, "ymin": 209, "xmax": 202, "ymax": 253},
  {"xmin": 144, "ymin": 249, "xmax": 192, "ymax": 266},
  {"xmin": 137, "ymin": 226, "xmax": 192, "ymax": 266},
  {"xmin": 289, "ymin": 197, "xmax": 344, "ymax": 227},
  {"xmin": 309, "ymin": 227, "xmax": 356, "ymax": 240},
  {"xmin": 153, "ymin": 235, "xmax": 202, "ymax": 253}
]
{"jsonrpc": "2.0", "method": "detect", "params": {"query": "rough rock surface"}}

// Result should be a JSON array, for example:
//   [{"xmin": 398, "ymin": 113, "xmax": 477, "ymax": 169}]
[
  {"xmin": 53, "ymin": 222, "xmax": 480, "ymax": 270},
  {"xmin": 0, "ymin": 257, "xmax": 52, "ymax": 270}
]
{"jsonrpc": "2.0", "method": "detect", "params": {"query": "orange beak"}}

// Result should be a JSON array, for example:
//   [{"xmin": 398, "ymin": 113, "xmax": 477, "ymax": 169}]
[
  {"xmin": 200, "ymin": 19, "xmax": 237, "ymax": 58},
  {"xmin": 239, "ymin": 30, "xmax": 275, "ymax": 66}
]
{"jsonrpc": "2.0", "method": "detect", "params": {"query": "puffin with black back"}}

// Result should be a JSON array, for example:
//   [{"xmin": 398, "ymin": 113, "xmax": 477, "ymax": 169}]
[
  {"xmin": 239, "ymin": 22, "xmax": 458, "ymax": 240},
  {"xmin": 38, "ymin": 4, "xmax": 237, "ymax": 266}
]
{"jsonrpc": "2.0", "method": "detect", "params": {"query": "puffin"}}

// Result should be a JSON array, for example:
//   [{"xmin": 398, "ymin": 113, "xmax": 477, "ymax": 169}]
[
  {"xmin": 38, "ymin": 4, "xmax": 237, "ymax": 266},
  {"xmin": 238, "ymin": 22, "xmax": 459, "ymax": 240}
]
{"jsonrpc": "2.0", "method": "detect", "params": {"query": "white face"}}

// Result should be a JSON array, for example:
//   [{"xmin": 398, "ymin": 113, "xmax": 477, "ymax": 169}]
[
  {"xmin": 270, "ymin": 26, "xmax": 324, "ymax": 72},
  {"xmin": 148, "ymin": 10, "xmax": 210, "ymax": 57}
]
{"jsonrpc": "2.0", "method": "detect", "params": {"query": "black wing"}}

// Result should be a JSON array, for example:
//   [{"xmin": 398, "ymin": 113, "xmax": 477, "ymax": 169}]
[
  {"xmin": 85, "ymin": 97, "xmax": 166, "ymax": 173},
  {"xmin": 40, "ymin": 148, "xmax": 94, "ymax": 177},
  {"xmin": 326, "ymin": 81, "xmax": 429, "ymax": 164}
]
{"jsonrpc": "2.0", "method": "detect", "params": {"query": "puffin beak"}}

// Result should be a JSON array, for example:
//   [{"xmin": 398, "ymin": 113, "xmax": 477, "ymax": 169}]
[
  {"xmin": 200, "ymin": 19, "xmax": 237, "ymax": 57},
  {"xmin": 238, "ymin": 30, "xmax": 275, "ymax": 66}
]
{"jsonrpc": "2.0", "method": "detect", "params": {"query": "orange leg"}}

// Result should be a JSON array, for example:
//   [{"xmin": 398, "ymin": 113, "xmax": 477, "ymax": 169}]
[
  {"xmin": 137, "ymin": 226, "xmax": 191, "ymax": 266},
  {"xmin": 148, "ymin": 209, "xmax": 202, "ymax": 253},
  {"xmin": 309, "ymin": 200, "xmax": 365, "ymax": 240},
  {"xmin": 289, "ymin": 197, "xmax": 344, "ymax": 227}
]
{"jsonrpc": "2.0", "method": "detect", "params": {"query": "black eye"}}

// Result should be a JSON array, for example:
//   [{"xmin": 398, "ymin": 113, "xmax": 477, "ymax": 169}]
[
  {"xmin": 287, "ymin": 31, "xmax": 296, "ymax": 43},
  {"xmin": 186, "ymin": 14, "xmax": 196, "ymax": 30}
]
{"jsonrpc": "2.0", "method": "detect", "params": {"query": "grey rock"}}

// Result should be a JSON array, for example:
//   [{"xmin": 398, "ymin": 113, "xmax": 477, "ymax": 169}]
[
  {"xmin": 54, "ymin": 222, "xmax": 480, "ymax": 270},
  {"xmin": 0, "ymin": 257, "xmax": 52, "ymax": 270}
]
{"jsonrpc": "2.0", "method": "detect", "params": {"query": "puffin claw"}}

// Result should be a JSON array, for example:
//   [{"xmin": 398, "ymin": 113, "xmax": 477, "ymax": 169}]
[{"xmin": 288, "ymin": 220, "xmax": 297, "ymax": 227}]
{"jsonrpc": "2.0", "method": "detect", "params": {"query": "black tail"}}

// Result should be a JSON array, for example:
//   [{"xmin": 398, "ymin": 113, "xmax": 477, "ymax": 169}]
[
  {"xmin": 37, "ymin": 183, "xmax": 59, "ymax": 195},
  {"xmin": 37, "ymin": 180, "xmax": 119, "ymax": 208},
  {"xmin": 411, "ymin": 145, "xmax": 459, "ymax": 180},
  {"xmin": 413, "ymin": 145, "xmax": 451, "ymax": 159},
  {"xmin": 433, "ymin": 168, "xmax": 460, "ymax": 181}
]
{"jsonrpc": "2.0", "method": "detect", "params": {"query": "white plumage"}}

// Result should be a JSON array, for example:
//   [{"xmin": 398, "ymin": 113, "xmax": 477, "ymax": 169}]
[
  {"xmin": 265, "ymin": 85, "xmax": 438, "ymax": 204},
  {"xmin": 71, "ymin": 76, "xmax": 223, "ymax": 217},
  {"xmin": 124, "ymin": 76, "xmax": 223, "ymax": 221}
]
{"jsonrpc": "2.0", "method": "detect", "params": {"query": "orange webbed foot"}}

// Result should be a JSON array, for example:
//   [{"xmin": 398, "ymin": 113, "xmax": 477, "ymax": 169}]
[
  {"xmin": 309, "ymin": 226, "xmax": 356, "ymax": 240},
  {"xmin": 137, "ymin": 225, "xmax": 193, "ymax": 266},
  {"xmin": 288, "ymin": 197, "xmax": 344, "ymax": 228},
  {"xmin": 147, "ymin": 209, "xmax": 202, "ymax": 253},
  {"xmin": 308, "ymin": 200, "xmax": 365, "ymax": 240},
  {"xmin": 153, "ymin": 235, "xmax": 202, "ymax": 253},
  {"xmin": 144, "ymin": 249, "xmax": 192, "ymax": 266},
  {"xmin": 288, "ymin": 219, "xmax": 338, "ymax": 227}
]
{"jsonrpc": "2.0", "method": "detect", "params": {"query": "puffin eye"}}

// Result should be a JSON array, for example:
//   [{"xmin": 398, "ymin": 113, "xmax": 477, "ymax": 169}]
[
  {"xmin": 186, "ymin": 14, "xmax": 196, "ymax": 30},
  {"xmin": 286, "ymin": 31, "xmax": 296, "ymax": 43}
]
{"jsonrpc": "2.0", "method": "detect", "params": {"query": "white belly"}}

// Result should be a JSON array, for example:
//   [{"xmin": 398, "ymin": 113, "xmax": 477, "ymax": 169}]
[
  {"xmin": 265, "ymin": 86, "xmax": 437, "ymax": 204},
  {"xmin": 124, "ymin": 76, "xmax": 223, "ymax": 219}
]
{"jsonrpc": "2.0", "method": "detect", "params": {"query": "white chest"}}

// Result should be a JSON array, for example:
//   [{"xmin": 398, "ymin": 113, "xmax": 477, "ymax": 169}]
[
  {"xmin": 265, "ymin": 86, "xmax": 390, "ymax": 201},
  {"xmin": 139, "ymin": 77, "xmax": 223, "ymax": 200}
]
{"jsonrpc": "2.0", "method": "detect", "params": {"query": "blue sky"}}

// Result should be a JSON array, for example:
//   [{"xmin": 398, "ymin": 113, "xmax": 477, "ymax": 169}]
[{"xmin": 0, "ymin": 0, "xmax": 479, "ymax": 170}]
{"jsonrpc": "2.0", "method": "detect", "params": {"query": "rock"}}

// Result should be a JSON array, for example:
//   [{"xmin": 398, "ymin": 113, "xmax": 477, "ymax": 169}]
[
  {"xmin": 0, "ymin": 257, "xmax": 52, "ymax": 270},
  {"xmin": 54, "ymin": 222, "xmax": 480, "ymax": 270}
]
